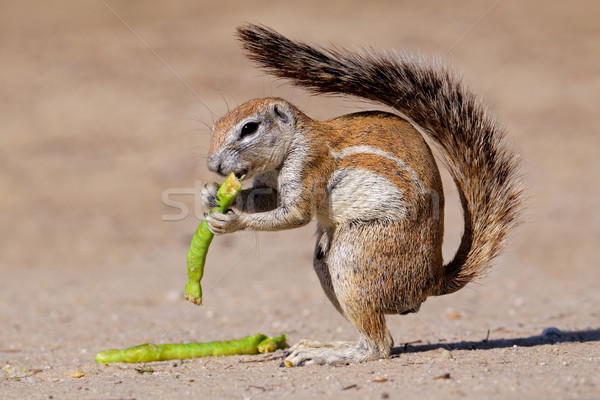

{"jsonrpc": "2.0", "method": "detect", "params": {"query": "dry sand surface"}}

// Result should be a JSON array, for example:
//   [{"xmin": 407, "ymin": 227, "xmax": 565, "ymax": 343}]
[{"xmin": 1, "ymin": 0, "xmax": 599, "ymax": 399}]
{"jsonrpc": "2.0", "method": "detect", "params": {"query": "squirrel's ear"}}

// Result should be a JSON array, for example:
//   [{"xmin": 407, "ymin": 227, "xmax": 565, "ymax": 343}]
[{"xmin": 270, "ymin": 103, "xmax": 292, "ymax": 125}]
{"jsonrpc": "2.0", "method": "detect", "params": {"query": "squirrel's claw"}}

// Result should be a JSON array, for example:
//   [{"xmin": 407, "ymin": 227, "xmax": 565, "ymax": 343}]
[{"xmin": 199, "ymin": 182, "xmax": 220, "ymax": 209}]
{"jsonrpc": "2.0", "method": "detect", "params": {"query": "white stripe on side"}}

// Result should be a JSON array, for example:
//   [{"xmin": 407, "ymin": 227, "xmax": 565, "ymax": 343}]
[{"xmin": 332, "ymin": 145, "xmax": 425, "ymax": 194}]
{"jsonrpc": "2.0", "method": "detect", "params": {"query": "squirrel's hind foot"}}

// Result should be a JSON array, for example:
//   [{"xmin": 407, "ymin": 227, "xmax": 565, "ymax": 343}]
[{"xmin": 283, "ymin": 339, "xmax": 388, "ymax": 367}]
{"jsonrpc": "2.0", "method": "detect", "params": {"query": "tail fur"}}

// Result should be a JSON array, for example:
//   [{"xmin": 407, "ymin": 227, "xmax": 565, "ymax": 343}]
[{"xmin": 236, "ymin": 24, "xmax": 525, "ymax": 295}]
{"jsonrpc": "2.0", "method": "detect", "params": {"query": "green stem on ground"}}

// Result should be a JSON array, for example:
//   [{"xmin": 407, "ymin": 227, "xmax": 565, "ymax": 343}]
[{"xmin": 95, "ymin": 334, "xmax": 288, "ymax": 364}]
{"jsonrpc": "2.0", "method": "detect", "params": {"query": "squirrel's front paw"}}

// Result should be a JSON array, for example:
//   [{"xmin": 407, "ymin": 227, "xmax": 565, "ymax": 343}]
[
  {"xmin": 199, "ymin": 182, "xmax": 220, "ymax": 209},
  {"xmin": 205, "ymin": 210, "xmax": 243, "ymax": 235}
]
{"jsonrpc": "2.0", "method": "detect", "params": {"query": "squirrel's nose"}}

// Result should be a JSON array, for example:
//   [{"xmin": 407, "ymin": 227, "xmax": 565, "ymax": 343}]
[{"xmin": 207, "ymin": 155, "xmax": 220, "ymax": 173}]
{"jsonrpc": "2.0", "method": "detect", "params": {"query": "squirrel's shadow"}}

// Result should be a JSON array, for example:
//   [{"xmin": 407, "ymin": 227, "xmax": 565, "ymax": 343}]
[{"xmin": 391, "ymin": 328, "xmax": 600, "ymax": 356}]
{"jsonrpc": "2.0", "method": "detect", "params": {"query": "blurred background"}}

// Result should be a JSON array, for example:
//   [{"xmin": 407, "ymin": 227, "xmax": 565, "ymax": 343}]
[{"xmin": 1, "ymin": 0, "xmax": 599, "ymax": 389}]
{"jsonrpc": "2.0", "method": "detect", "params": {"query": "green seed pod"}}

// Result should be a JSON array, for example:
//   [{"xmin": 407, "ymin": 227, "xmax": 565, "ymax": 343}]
[{"xmin": 185, "ymin": 173, "xmax": 242, "ymax": 305}]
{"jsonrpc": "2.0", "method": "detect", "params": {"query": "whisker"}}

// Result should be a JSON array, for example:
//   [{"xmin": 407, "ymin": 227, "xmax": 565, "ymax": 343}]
[
  {"xmin": 218, "ymin": 89, "xmax": 230, "ymax": 114},
  {"xmin": 185, "ymin": 100, "xmax": 216, "ymax": 126},
  {"xmin": 184, "ymin": 127, "xmax": 212, "ymax": 136},
  {"xmin": 187, "ymin": 145, "xmax": 210, "ymax": 152},
  {"xmin": 219, "ymin": 89, "xmax": 240, "ymax": 109}
]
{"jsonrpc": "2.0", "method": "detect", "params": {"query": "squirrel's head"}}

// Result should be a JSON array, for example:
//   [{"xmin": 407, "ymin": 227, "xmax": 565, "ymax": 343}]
[{"xmin": 207, "ymin": 98, "xmax": 297, "ymax": 179}]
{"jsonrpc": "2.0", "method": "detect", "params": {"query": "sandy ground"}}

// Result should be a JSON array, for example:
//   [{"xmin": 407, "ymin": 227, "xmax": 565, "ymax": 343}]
[{"xmin": 1, "ymin": 0, "xmax": 600, "ymax": 399}]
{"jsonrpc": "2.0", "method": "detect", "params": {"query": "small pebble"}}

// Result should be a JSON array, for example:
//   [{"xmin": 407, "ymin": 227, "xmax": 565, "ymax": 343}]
[
  {"xmin": 440, "ymin": 350, "xmax": 454, "ymax": 360},
  {"xmin": 542, "ymin": 327, "xmax": 562, "ymax": 339},
  {"xmin": 70, "ymin": 370, "xmax": 85, "ymax": 379}
]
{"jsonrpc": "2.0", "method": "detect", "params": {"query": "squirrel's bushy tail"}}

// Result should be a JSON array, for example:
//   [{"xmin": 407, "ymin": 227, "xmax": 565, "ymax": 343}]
[{"xmin": 236, "ymin": 24, "xmax": 524, "ymax": 295}]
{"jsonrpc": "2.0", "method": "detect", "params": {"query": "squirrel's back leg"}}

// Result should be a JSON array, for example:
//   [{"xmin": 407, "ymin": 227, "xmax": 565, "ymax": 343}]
[
  {"xmin": 286, "ymin": 223, "xmax": 422, "ymax": 366},
  {"xmin": 286, "ymin": 218, "xmax": 441, "ymax": 366}
]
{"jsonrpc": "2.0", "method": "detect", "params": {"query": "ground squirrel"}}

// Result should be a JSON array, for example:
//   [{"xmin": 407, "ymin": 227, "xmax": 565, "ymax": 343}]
[{"xmin": 200, "ymin": 24, "xmax": 524, "ymax": 366}]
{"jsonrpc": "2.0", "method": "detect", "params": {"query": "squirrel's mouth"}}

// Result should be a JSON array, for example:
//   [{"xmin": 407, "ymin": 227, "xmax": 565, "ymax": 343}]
[{"xmin": 234, "ymin": 169, "xmax": 248, "ymax": 180}]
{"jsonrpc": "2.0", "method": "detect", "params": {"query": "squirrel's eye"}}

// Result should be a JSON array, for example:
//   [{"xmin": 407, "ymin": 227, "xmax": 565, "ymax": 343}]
[{"xmin": 240, "ymin": 122, "xmax": 259, "ymax": 139}]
